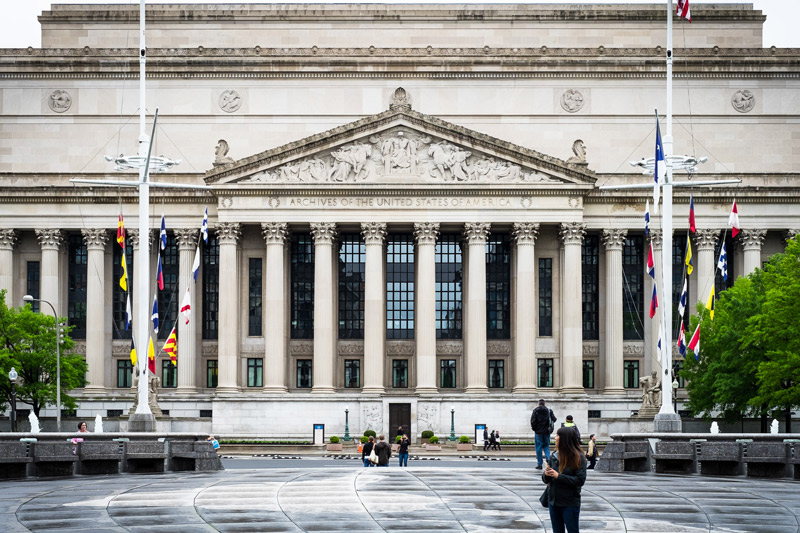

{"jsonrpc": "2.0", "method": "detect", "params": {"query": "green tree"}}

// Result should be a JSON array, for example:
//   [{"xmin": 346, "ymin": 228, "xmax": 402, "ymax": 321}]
[{"xmin": 0, "ymin": 290, "xmax": 87, "ymax": 416}]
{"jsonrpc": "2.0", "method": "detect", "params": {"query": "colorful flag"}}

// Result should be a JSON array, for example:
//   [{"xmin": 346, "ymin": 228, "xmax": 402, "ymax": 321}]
[
  {"xmin": 163, "ymin": 327, "xmax": 177, "ymax": 366},
  {"xmin": 151, "ymin": 295, "xmax": 159, "ymax": 335},
  {"xmin": 677, "ymin": 278, "xmax": 688, "ymax": 318},
  {"xmin": 147, "ymin": 336, "xmax": 156, "ymax": 375},
  {"xmin": 689, "ymin": 195, "xmax": 696, "ymax": 233},
  {"xmin": 684, "ymin": 234, "xmax": 693, "ymax": 275},
  {"xmin": 201, "ymin": 207, "xmax": 209, "ymax": 244},
  {"xmin": 717, "ymin": 241, "xmax": 728, "ymax": 281},
  {"xmin": 677, "ymin": 0, "xmax": 691, "ymax": 22},
  {"xmin": 180, "ymin": 287, "xmax": 191, "ymax": 325},
  {"xmin": 125, "ymin": 292, "xmax": 132, "ymax": 330},
  {"xmin": 705, "ymin": 286, "xmax": 715, "ymax": 320},
  {"xmin": 647, "ymin": 242, "xmax": 656, "ymax": 279},
  {"xmin": 687, "ymin": 323, "xmax": 701, "ymax": 359},
  {"xmin": 653, "ymin": 116, "xmax": 665, "ymax": 213},
  {"xmin": 119, "ymin": 252, "xmax": 128, "ymax": 291},
  {"xmin": 728, "ymin": 200, "xmax": 740, "ymax": 238},
  {"xmin": 192, "ymin": 245, "xmax": 201, "ymax": 281},
  {"xmin": 156, "ymin": 253, "xmax": 164, "ymax": 291},
  {"xmin": 160, "ymin": 214, "xmax": 167, "ymax": 250},
  {"xmin": 678, "ymin": 320, "xmax": 687, "ymax": 356},
  {"xmin": 649, "ymin": 284, "xmax": 659, "ymax": 319},
  {"xmin": 657, "ymin": 318, "xmax": 665, "ymax": 363},
  {"xmin": 645, "ymin": 199, "xmax": 650, "ymax": 235},
  {"xmin": 116, "ymin": 213, "xmax": 126, "ymax": 248},
  {"xmin": 129, "ymin": 336, "xmax": 137, "ymax": 366}
]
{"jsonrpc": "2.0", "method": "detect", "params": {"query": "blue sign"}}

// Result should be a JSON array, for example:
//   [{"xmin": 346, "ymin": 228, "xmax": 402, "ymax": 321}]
[
  {"xmin": 475, "ymin": 424, "xmax": 486, "ymax": 430},
  {"xmin": 314, "ymin": 424, "xmax": 324, "ymax": 430}
]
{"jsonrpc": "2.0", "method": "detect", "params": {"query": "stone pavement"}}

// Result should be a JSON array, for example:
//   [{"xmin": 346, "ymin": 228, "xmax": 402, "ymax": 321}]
[{"xmin": 1, "ymin": 464, "xmax": 798, "ymax": 532}]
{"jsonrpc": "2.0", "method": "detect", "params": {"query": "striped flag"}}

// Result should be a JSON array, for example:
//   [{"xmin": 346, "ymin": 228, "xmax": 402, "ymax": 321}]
[
  {"xmin": 677, "ymin": 0, "xmax": 691, "ymax": 22},
  {"xmin": 677, "ymin": 320, "xmax": 687, "ymax": 356},
  {"xmin": 201, "ymin": 207, "xmax": 209, "ymax": 244},
  {"xmin": 180, "ymin": 287, "xmax": 192, "ymax": 325},
  {"xmin": 156, "ymin": 253, "xmax": 164, "ymax": 291},
  {"xmin": 728, "ymin": 200, "xmax": 740, "ymax": 238},
  {"xmin": 677, "ymin": 278, "xmax": 687, "ymax": 318},
  {"xmin": 160, "ymin": 214, "xmax": 167, "ymax": 250},
  {"xmin": 119, "ymin": 252, "xmax": 128, "ymax": 291},
  {"xmin": 647, "ymin": 242, "xmax": 655, "ymax": 279},
  {"xmin": 151, "ymin": 295, "xmax": 159, "ymax": 335},
  {"xmin": 147, "ymin": 336, "xmax": 156, "ymax": 375},
  {"xmin": 192, "ymin": 246, "xmax": 201, "ymax": 282},
  {"xmin": 116, "ymin": 213, "xmax": 126, "ymax": 248},
  {"xmin": 649, "ymin": 284, "xmax": 659, "ymax": 319},
  {"xmin": 125, "ymin": 292, "xmax": 132, "ymax": 330},
  {"xmin": 684, "ymin": 234, "xmax": 693, "ymax": 276},
  {"xmin": 689, "ymin": 195, "xmax": 696, "ymax": 233},
  {"xmin": 717, "ymin": 242, "xmax": 728, "ymax": 281},
  {"xmin": 645, "ymin": 199, "xmax": 650, "ymax": 235},
  {"xmin": 687, "ymin": 323, "xmax": 701, "ymax": 360},
  {"xmin": 653, "ymin": 115, "xmax": 665, "ymax": 213},
  {"xmin": 163, "ymin": 327, "xmax": 177, "ymax": 366}
]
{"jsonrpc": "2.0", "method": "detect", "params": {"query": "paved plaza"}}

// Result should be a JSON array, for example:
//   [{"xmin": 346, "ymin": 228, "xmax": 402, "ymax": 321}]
[{"xmin": 1, "ymin": 458, "xmax": 798, "ymax": 532}]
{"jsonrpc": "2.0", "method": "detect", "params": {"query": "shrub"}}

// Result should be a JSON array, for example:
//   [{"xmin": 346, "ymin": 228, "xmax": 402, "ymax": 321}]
[
  {"xmin": 363, "ymin": 429, "xmax": 377, "ymax": 438},
  {"xmin": 421, "ymin": 430, "xmax": 434, "ymax": 439},
  {"xmin": 329, "ymin": 436, "xmax": 340, "ymax": 444},
  {"xmin": 428, "ymin": 436, "xmax": 440, "ymax": 444},
  {"xmin": 459, "ymin": 435, "xmax": 470, "ymax": 444},
  {"xmin": 395, "ymin": 435, "xmax": 402, "ymax": 443},
  {"xmin": 360, "ymin": 436, "xmax": 369, "ymax": 443}
]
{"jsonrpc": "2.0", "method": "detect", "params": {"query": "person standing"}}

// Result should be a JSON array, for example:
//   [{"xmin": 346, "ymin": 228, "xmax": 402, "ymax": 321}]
[
  {"xmin": 483, "ymin": 427, "xmax": 490, "ymax": 451},
  {"xmin": 397, "ymin": 434, "xmax": 410, "ymax": 467},
  {"xmin": 492, "ymin": 430, "xmax": 502, "ymax": 451},
  {"xmin": 561, "ymin": 415, "xmax": 581, "ymax": 444},
  {"xmin": 361, "ymin": 435, "xmax": 375, "ymax": 467},
  {"xmin": 531, "ymin": 399, "xmax": 557, "ymax": 470},
  {"xmin": 586, "ymin": 434, "xmax": 598, "ymax": 470},
  {"xmin": 542, "ymin": 426, "xmax": 588, "ymax": 533},
  {"xmin": 375, "ymin": 434, "xmax": 392, "ymax": 467}
]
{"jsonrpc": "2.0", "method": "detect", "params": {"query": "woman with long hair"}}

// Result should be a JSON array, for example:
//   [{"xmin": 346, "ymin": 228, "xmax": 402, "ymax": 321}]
[{"xmin": 541, "ymin": 426, "xmax": 587, "ymax": 533}]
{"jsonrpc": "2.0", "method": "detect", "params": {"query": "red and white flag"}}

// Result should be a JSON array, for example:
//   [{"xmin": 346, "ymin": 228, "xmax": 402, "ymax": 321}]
[
  {"xmin": 647, "ymin": 242, "xmax": 656, "ymax": 279},
  {"xmin": 677, "ymin": 0, "xmax": 691, "ymax": 22},
  {"xmin": 180, "ymin": 287, "xmax": 192, "ymax": 325},
  {"xmin": 687, "ymin": 323, "xmax": 701, "ymax": 358},
  {"xmin": 728, "ymin": 200, "xmax": 740, "ymax": 238}
]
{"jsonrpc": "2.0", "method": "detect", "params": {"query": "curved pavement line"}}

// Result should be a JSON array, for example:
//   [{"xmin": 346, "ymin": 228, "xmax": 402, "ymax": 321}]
[
  {"xmin": 739, "ymin": 486, "xmax": 800, "ymax": 532},
  {"xmin": 469, "ymin": 470, "xmax": 550, "ymax": 531},
  {"xmin": 188, "ymin": 476, "xmax": 234, "ymax": 532},
  {"xmin": 273, "ymin": 469, "xmax": 324, "ymax": 533},
  {"xmin": 351, "ymin": 468, "xmax": 391, "ymax": 532},
  {"xmin": 580, "ymin": 485, "xmax": 631, "ymax": 533},
  {"xmin": 655, "ymin": 481, "xmax": 717, "ymax": 532},
  {"xmin": 403, "ymin": 469, "xmax": 469, "ymax": 532}
]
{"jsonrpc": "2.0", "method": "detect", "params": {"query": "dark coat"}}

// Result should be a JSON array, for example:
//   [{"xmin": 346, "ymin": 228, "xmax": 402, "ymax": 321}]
[
  {"xmin": 375, "ymin": 441, "xmax": 392, "ymax": 465},
  {"xmin": 541, "ymin": 451, "xmax": 588, "ymax": 508},
  {"xmin": 361, "ymin": 441, "xmax": 374, "ymax": 459},
  {"xmin": 531, "ymin": 405, "xmax": 557, "ymax": 435},
  {"xmin": 397, "ymin": 438, "xmax": 410, "ymax": 454}
]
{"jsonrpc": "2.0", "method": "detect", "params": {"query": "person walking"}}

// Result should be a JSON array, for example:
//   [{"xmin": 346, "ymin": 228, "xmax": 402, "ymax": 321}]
[
  {"xmin": 397, "ymin": 434, "xmax": 410, "ymax": 467},
  {"xmin": 561, "ymin": 415, "xmax": 581, "ymax": 444},
  {"xmin": 492, "ymin": 430, "xmax": 502, "ymax": 451},
  {"xmin": 586, "ymin": 434, "xmax": 598, "ymax": 470},
  {"xmin": 542, "ymin": 426, "xmax": 588, "ymax": 533},
  {"xmin": 531, "ymin": 399, "xmax": 557, "ymax": 469},
  {"xmin": 483, "ymin": 427, "xmax": 490, "ymax": 451},
  {"xmin": 374, "ymin": 434, "xmax": 392, "ymax": 467},
  {"xmin": 361, "ymin": 435, "xmax": 375, "ymax": 467}
]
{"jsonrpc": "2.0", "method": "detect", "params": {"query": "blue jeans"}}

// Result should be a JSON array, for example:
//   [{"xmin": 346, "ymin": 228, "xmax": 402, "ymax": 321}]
[
  {"xmin": 535, "ymin": 433, "xmax": 551, "ymax": 467},
  {"xmin": 549, "ymin": 504, "xmax": 580, "ymax": 533},
  {"xmin": 398, "ymin": 452, "xmax": 409, "ymax": 467},
  {"xmin": 363, "ymin": 458, "xmax": 373, "ymax": 467}
]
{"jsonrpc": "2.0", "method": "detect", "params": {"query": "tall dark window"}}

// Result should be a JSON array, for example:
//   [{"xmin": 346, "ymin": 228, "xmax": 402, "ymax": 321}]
[
  {"xmin": 206, "ymin": 360, "xmax": 218, "ymax": 388},
  {"xmin": 112, "ymin": 242, "xmax": 133, "ymax": 339},
  {"xmin": 67, "ymin": 233, "xmax": 87, "ymax": 338},
  {"xmin": 291, "ymin": 233, "xmax": 314, "ymax": 339},
  {"xmin": 715, "ymin": 233, "xmax": 735, "ymax": 294},
  {"xmin": 26, "ymin": 261, "xmax": 40, "ymax": 313},
  {"xmin": 538, "ymin": 358, "xmax": 554, "ymax": 388},
  {"xmin": 156, "ymin": 235, "xmax": 179, "ymax": 340},
  {"xmin": 116, "ymin": 359, "xmax": 133, "ymax": 388},
  {"xmin": 622, "ymin": 235, "xmax": 644, "ymax": 340},
  {"xmin": 582, "ymin": 234, "xmax": 600, "ymax": 340},
  {"xmin": 673, "ymin": 236, "xmax": 690, "ymax": 333},
  {"xmin": 248, "ymin": 258, "xmax": 263, "ymax": 337},
  {"xmin": 247, "ymin": 358, "xmax": 263, "ymax": 387},
  {"xmin": 296, "ymin": 359, "xmax": 312, "ymax": 388},
  {"xmin": 436, "ymin": 234, "xmax": 462, "ymax": 339},
  {"xmin": 539, "ymin": 258, "xmax": 553, "ymax": 336},
  {"xmin": 488, "ymin": 359, "xmax": 504, "ymax": 388},
  {"xmin": 440, "ymin": 359, "xmax": 457, "ymax": 388},
  {"xmin": 202, "ymin": 235, "xmax": 219, "ymax": 340},
  {"xmin": 673, "ymin": 360, "xmax": 686, "ymax": 388},
  {"xmin": 624, "ymin": 360, "xmax": 640, "ymax": 389},
  {"xmin": 486, "ymin": 233, "xmax": 511, "ymax": 339},
  {"xmin": 392, "ymin": 360, "xmax": 408, "ymax": 388},
  {"xmin": 386, "ymin": 234, "xmax": 415, "ymax": 339},
  {"xmin": 344, "ymin": 359, "xmax": 361, "ymax": 388},
  {"xmin": 583, "ymin": 360, "xmax": 595, "ymax": 389},
  {"xmin": 161, "ymin": 360, "xmax": 177, "ymax": 388},
  {"xmin": 338, "ymin": 234, "xmax": 365, "ymax": 339}
]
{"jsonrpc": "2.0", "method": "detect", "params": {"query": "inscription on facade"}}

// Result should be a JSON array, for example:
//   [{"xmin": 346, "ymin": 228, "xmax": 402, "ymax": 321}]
[{"xmin": 283, "ymin": 196, "xmax": 516, "ymax": 208}]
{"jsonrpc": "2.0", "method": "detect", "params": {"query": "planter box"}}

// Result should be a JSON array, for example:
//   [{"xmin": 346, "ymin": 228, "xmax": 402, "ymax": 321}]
[
  {"xmin": 420, "ymin": 438, "xmax": 430, "ymax": 444},
  {"xmin": 425, "ymin": 444, "xmax": 442, "ymax": 451},
  {"xmin": 456, "ymin": 443, "xmax": 473, "ymax": 451},
  {"xmin": 392, "ymin": 444, "xmax": 400, "ymax": 452},
  {"xmin": 326, "ymin": 443, "xmax": 343, "ymax": 452}
]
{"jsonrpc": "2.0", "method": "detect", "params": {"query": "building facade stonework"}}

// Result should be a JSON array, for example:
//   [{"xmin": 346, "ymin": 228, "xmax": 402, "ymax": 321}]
[{"xmin": 0, "ymin": 3, "xmax": 798, "ymax": 438}]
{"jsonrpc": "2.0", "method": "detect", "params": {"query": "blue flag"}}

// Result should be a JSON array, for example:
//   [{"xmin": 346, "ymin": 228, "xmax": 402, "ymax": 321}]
[
  {"xmin": 653, "ymin": 115, "xmax": 665, "ymax": 212},
  {"xmin": 717, "ymin": 242, "xmax": 728, "ymax": 281},
  {"xmin": 151, "ymin": 295, "xmax": 159, "ymax": 335},
  {"xmin": 160, "ymin": 215, "xmax": 167, "ymax": 250},
  {"xmin": 201, "ymin": 207, "xmax": 208, "ymax": 244},
  {"xmin": 645, "ymin": 199, "xmax": 650, "ymax": 235}
]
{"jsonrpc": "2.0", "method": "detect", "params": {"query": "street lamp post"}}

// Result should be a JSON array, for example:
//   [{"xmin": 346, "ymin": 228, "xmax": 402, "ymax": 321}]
[
  {"xmin": 343, "ymin": 407, "xmax": 351, "ymax": 441},
  {"xmin": 672, "ymin": 378, "xmax": 679, "ymax": 415},
  {"xmin": 23, "ymin": 295, "xmax": 61, "ymax": 432},
  {"xmin": 448, "ymin": 406, "xmax": 457, "ymax": 442},
  {"xmin": 8, "ymin": 367, "xmax": 18, "ymax": 432}
]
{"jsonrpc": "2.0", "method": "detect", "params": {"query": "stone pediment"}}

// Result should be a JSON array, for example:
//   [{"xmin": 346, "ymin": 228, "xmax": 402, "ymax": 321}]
[{"xmin": 205, "ymin": 89, "xmax": 596, "ymax": 188}]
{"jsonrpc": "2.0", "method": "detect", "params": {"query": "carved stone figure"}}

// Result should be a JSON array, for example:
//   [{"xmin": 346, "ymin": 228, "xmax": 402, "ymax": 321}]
[
  {"xmin": 330, "ymin": 141, "xmax": 373, "ymax": 181},
  {"xmin": 129, "ymin": 372, "xmax": 163, "ymax": 417},
  {"xmin": 566, "ymin": 139, "xmax": 588, "ymax": 165},
  {"xmin": 213, "ymin": 139, "xmax": 235, "ymax": 166},
  {"xmin": 417, "ymin": 404, "xmax": 438, "ymax": 433},
  {"xmin": 731, "ymin": 89, "xmax": 755, "ymax": 113},
  {"xmin": 560, "ymin": 89, "xmax": 585, "ymax": 113},
  {"xmin": 48, "ymin": 90, "xmax": 72, "ymax": 113},
  {"xmin": 389, "ymin": 86, "xmax": 412, "ymax": 110},
  {"xmin": 639, "ymin": 370, "xmax": 662, "ymax": 410},
  {"xmin": 363, "ymin": 404, "xmax": 382, "ymax": 433},
  {"xmin": 218, "ymin": 89, "xmax": 242, "ymax": 113}
]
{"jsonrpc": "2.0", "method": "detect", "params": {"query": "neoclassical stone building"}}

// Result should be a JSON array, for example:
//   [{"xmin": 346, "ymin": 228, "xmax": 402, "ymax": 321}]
[{"xmin": 1, "ymin": 3, "xmax": 798, "ymax": 438}]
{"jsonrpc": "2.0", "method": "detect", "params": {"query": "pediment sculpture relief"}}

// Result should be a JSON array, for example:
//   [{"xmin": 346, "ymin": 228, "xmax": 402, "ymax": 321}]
[{"xmin": 243, "ymin": 129, "xmax": 562, "ymax": 184}]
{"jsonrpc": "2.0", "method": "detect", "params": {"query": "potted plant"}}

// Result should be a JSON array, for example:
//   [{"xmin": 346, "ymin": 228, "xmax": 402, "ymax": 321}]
[
  {"xmin": 425, "ymin": 435, "xmax": 441, "ymax": 451},
  {"xmin": 327, "ymin": 436, "xmax": 343, "ymax": 452},
  {"xmin": 363, "ymin": 429, "xmax": 376, "ymax": 439},
  {"xmin": 420, "ymin": 430, "xmax": 434, "ymax": 445},
  {"xmin": 456, "ymin": 435, "xmax": 473, "ymax": 451}
]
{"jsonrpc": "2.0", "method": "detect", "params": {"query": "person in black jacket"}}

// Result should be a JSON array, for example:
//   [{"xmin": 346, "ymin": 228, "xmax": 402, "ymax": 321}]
[
  {"xmin": 397, "ymin": 434, "xmax": 410, "ymax": 467},
  {"xmin": 531, "ymin": 399, "xmax": 557, "ymax": 469},
  {"xmin": 542, "ymin": 426, "xmax": 588, "ymax": 533},
  {"xmin": 374, "ymin": 434, "xmax": 392, "ymax": 467},
  {"xmin": 483, "ymin": 427, "xmax": 490, "ymax": 451},
  {"xmin": 361, "ymin": 435, "xmax": 375, "ymax": 467}
]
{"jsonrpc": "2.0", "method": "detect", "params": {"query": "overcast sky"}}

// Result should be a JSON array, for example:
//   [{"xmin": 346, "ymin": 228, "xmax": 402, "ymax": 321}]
[{"xmin": 0, "ymin": 1, "xmax": 796, "ymax": 48}]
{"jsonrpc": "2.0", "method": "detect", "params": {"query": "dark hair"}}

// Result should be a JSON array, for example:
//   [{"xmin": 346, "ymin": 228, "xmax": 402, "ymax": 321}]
[
  {"xmin": 556, "ymin": 426, "xmax": 583, "ymax": 472},
  {"xmin": 566, "ymin": 415, "xmax": 573, "ymax": 421},
  {"xmin": 589, "ymin": 434, "xmax": 595, "ymax": 439},
  {"xmin": 538, "ymin": 399, "xmax": 545, "ymax": 406},
  {"xmin": 77, "ymin": 422, "xmax": 86, "ymax": 429}
]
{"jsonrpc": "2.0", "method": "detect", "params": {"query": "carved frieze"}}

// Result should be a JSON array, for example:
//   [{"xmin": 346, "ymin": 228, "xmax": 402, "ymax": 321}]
[
  {"xmin": 35, "ymin": 229, "xmax": 63, "ymax": 249},
  {"xmin": 602, "ymin": 228, "xmax": 628, "ymax": 250},
  {"xmin": 0, "ymin": 229, "xmax": 17, "ymax": 250},
  {"xmin": 731, "ymin": 90, "xmax": 755, "ymax": 113},
  {"xmin": 310, "ymin": 222, "xmax": 337, "ymax": 244},
  {"xmin": 560, "ymin": 89, "xmax": 585, "ymax": 113},
  {"xmin": 289, "ymin": 342, "xmax": 313, "ymax": 356},
  {"xmin": 219, "ymin": 90, "xmax": 242, "ymax": 113},
  {"xmin": 71, "ymin": 341, "xmax": 86, "ymax": 355},
  {"xmin": 417, "ymin": 404, "xmax": 438, "ymax": 433},
  {"xmin": 203, "ymin": 342, "xmax": 219, "ymax": 356},
  {"xmin": 81, "ymin": 229, "xmax": 108, "ymax": 250},
  {"xmin": 559, "ymin": 222, "xmax": 586, "ymax": 245},
  {"xmin": 437, "ymin": 341, "xmax": 463, "ymax": 355},
  {"xmin": 216, "ymin": 223, "xmax": 241, "ymax": 244},
  {"xmin": 414, "ymin": 223, "xmax": 440, "ymax": 245},
  {"xmin": 513, "ymin": 222, "xmax": 539, "ymax": 245},
  {"xmin": 261, "ymin": 222, "xmax": 288, "ymax": 244},
  {"xmin": 112, "ymin": 340, "xmax": 130, "ymax": 356},
  {"xmin": 363, "ymin": 403, "xmax": 383, "ymax": 433},
  {"xmin": 48, "ymin": 90, "xmax": 72, "ymax": 113},
  {"xmin": 386, "ymin": 342, "xmax": 415, "ymax": 355},
  {"xmin": 487, "ymin": 341, "xmax": 510, "ymax": 355},
  {"xmin": 361, "ymin": 222, "xmax": 387, "ymax": 245},
  {"xmin": 622, "ymin": 342, "xmax": 644, "ymax": 356},
  {"xmin": 582, "ymin": 343, "xmax": 599, "ymax": 356},
  {"xmin": 338, "ymin": 341, "xmax": 364, "ymax": 355}
]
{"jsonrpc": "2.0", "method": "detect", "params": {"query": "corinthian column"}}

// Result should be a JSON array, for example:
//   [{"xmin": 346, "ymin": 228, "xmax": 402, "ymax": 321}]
[
  {"xmin": 602, "ymin": 228, "xmax": 627, "ymax": 395},
  {"xmin": 216, "ymin": 223, "xmax": 241, "ymax": 392},
  {"xmin": 695, "ymin": 229, "xmax": 718, "ymax": 305},
  {"xmin": 464, "ymin": 222, "xmax": 490, "ymax": 394},
  {"xmin": 35, "ymin": 229, "xmax": 64, "ymax": 316},
  {"xmin": 262, "ymin": 223, "xmax": 289, "ymax": 392},
  {"xmin": 311, "ymin": 223, "xmax": 337, "ymax": 393},
  {"xmin": 362, "ymin": 222, "xmax": 387, "ymax": 394},
  {"xmin": 0, "ymin": 229, "xmax": 17, "ymax": 301},
  {"xmin": 82, "ymin": 229, "xmax": 109, "ymax": 393},
  {"xmin": 741, "ymin": 229, "xmax": 766, "ymax": 276},
  {"xmin": 559, "ymin": 223, "xmax": 586, "ymax": 395},
  {"xmin": 175, "ymin": 229, "xmax": 199, "ymax": 392},
  {"xmin": 414, "ymin": 223, "xmax": 439, "ymax": 394},
  {"xmin": 512, "ymin": 222, "xmax": 539, "ymax": 393}
]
